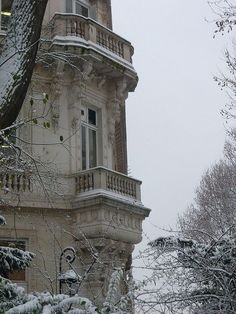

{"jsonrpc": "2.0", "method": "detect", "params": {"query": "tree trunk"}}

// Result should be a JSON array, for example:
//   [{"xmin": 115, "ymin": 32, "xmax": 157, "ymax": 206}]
[{"xmin": 0, "ymin": 0, "xmax": 48, "ymax": 129}]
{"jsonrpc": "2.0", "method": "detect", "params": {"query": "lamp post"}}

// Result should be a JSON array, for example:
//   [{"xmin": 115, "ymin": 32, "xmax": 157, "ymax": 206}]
[{"xmin": 59, "ymin": 247, "xmax": 78, "ymax": 295}]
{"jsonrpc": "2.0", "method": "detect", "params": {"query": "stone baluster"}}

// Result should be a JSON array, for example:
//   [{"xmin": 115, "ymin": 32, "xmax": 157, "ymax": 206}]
[{"xmin": 16, "ymin": 175, "xmax": 23, "ymax": 192}]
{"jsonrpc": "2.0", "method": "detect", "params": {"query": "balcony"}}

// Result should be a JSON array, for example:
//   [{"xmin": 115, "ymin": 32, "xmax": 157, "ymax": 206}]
[
  {"xmin": 74, "ymin": 167, "xmax": 141, "ymax": 204},
  {"xmin": 72, "ymin": 167, "xmax": 146, "ymax": 244},
  {"xmin": 45, "ymin": 13, "xmax": 135, "ymax": 70},
  {"xmin": 0, "ymin": 167, "xmax": 148, "ymax": 243},
  {"xmin": 0, "ymin": 166, "xmax": 142, "ymax": 205}
]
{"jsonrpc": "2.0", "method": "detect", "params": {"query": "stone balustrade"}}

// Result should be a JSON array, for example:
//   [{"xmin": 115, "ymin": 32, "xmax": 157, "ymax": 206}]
[
  {"xmin": 48, "ymin": 13, "xmax": 134, "ymax": 63},
  {"xmin": 0, "ymin": 167, "xmax": 141, "ymax": 204},
  {"xmin": 0, "ymin": 172, "xmax": 32, "ymax": 193},
  {"xmin": 74, "ymin": 167, "xmax": 141, "ymax": 201}
]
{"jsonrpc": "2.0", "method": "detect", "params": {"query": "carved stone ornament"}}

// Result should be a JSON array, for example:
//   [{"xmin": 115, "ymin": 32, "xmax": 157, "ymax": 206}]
[
  {"xmin": 97, "ymin": 75, "xmax": 106, "ymax": 89},
  {"xmin": 71, "ymin": 117, "xmax": 79, "ymax": 130},
  {"xmin": 67, "ymin": 74, "xmax": 83, "ymax": 130},
  {"xmin": 106, "ymin": 98, "xmax": 120, "ymax": 145},
  {"xmin": 82, "ymin": 61, "xmax": 94, "ymax": 81},
  {"xmin": 116, "ymin": 78, "xmax": 128, "ymax": 102}
]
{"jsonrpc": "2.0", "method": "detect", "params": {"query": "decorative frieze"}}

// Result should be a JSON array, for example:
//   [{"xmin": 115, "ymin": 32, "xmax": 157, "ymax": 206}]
[{"xmin": 74, "ymin": 201, "xmax": 144, "ymax": 245}]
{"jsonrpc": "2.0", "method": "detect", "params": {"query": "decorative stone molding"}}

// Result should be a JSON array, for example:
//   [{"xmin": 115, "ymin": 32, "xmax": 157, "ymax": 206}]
[
  {"xmin": 97, "ymin": 75, "xmax": 106, "ymax": 89},
  {"xmin": 106, "ymin": 98, "xmax": 120, "ymax": 145},
  {"xmin": 82, "ymin": 61, "xmax": 94, "ymax": 81},
  {"xmin": 72, "ymin": 193, "xmax": 149, "ymax": 244},
  {"xmin": 116, "ymin": 78, "xmax": 128, "ymax": 102},
  {"xmin": 50, "ymin": 61, "xmax": 65, "ymax": 131}
]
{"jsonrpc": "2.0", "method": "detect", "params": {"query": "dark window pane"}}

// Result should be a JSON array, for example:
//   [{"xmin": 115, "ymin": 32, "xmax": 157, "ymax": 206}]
[
  {"xmin": 89, "ymin": 129, "xmax": 97, "ymax": 168},
  {"xmin": 75, "ymin": 1, "xmax": 89, "ymax": 17},
  {"xmin": 1, "ymin": 0, "xmax": 12, "ymax": 30},
  {"xmin": 81, "ymin": 6, "xmax": 88, "ymax": 17},
  {"xmin": 81, "ymin": 125, "xmax": 86, "ymax": 170},
  {"xmin": 66, "ymin": 0, "xmax": 73, "ymax": 13},
  {"xmin": 2, "ymin": 0, "xmax": 12, "ymax": 11},
  {"xmin": 75, "ymin": 2, "xmax": 81, "ymax": 14},
  {"xmin": 88, "ymin": 109, "xmax": 96, "ymax": 125}
]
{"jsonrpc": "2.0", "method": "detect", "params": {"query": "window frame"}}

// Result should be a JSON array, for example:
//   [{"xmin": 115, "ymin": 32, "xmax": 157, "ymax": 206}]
[
  {"xmin": 65, "ymin": 0, "xmax": 89, "ymax": 18},
  {"xmin": 81, "ymin": 106, "xmax": 98, "ymax": 170}
]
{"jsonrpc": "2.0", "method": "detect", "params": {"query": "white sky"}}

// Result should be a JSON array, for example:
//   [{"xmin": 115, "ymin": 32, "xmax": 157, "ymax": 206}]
[{"xmin": 112, "ymin": 0, "xmax": 232, "ymax": 245}]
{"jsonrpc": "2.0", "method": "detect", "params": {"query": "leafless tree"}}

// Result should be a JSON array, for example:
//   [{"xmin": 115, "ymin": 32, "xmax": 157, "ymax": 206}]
[
  {"xmin": 178, "ymin": 157, "xmax": 236, "ymax": 241},
  {"xmin": 208, "ymin": 0, "xmax": 236, "ymax": 121},
  {"xmin": 134, "ymin": 234, "xmax": 236, "ymax": 314},
  {"xmin": 177, "ymin": 0, "xmax": 236, "ymax": 241}
]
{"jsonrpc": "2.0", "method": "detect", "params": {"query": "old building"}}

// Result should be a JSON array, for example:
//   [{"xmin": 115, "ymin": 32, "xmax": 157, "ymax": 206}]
[{"xmin": 0, "ymin": 0, "xmax": 150, "ymax": 304}]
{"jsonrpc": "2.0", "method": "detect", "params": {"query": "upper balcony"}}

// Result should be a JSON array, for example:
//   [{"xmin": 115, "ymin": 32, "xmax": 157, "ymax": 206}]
[
  {"xmin": 43, "ymin": 13, "xmax": 136, "ymax": 74},
  {"xmin": 0, "ymin": 7, "xmax": 138, "ymax": 86}
]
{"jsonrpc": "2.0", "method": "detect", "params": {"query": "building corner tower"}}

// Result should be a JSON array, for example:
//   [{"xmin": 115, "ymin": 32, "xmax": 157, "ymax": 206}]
[{"xmin": 0, "ymin": 0, "xmax": 150, "ymax": 305}]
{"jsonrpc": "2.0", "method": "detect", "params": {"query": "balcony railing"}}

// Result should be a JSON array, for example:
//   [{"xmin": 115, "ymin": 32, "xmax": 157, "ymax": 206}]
[
  {"xmin": 0, "ymin": 172, "xmax": 32, "ymax": 193},
  {"xmin": 48, "ymin": 14, "xmax": 134, "ymax": 64},
  {"xmin": 74, "ymin": 167, "xmax": 141, "ymax": 201},
  {"xmin": 0, "ymin": 167, "xmax": 142, "ymax": 204}
]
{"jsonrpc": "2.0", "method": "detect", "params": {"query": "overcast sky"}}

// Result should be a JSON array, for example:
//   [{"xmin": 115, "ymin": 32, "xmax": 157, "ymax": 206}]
[{"xmin": 111, "ymin": 0, "xmax": 233, "ymax": 244}]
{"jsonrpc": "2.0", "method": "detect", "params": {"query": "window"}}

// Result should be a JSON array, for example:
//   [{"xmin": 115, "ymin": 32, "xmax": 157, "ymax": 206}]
[
  {"xmin": 66, "ymin": 0, "xmax": 89, "ymax": 18},
  {"xmin": 1, "ymin": 0, "xmax": 12, "ymax": 31},
  {"xmin": 81, "ymin": 107, "xmax": 97, "ymax": 170},
  {"xmin": 0, "ymin": 239, "xmax": 26, "ymax": 281}
]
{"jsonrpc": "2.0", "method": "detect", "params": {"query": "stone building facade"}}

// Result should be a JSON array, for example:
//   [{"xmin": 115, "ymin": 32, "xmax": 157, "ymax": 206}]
[{"xmin": 0, "ymin": 0, "xmax": 150, "ymax": 305}]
